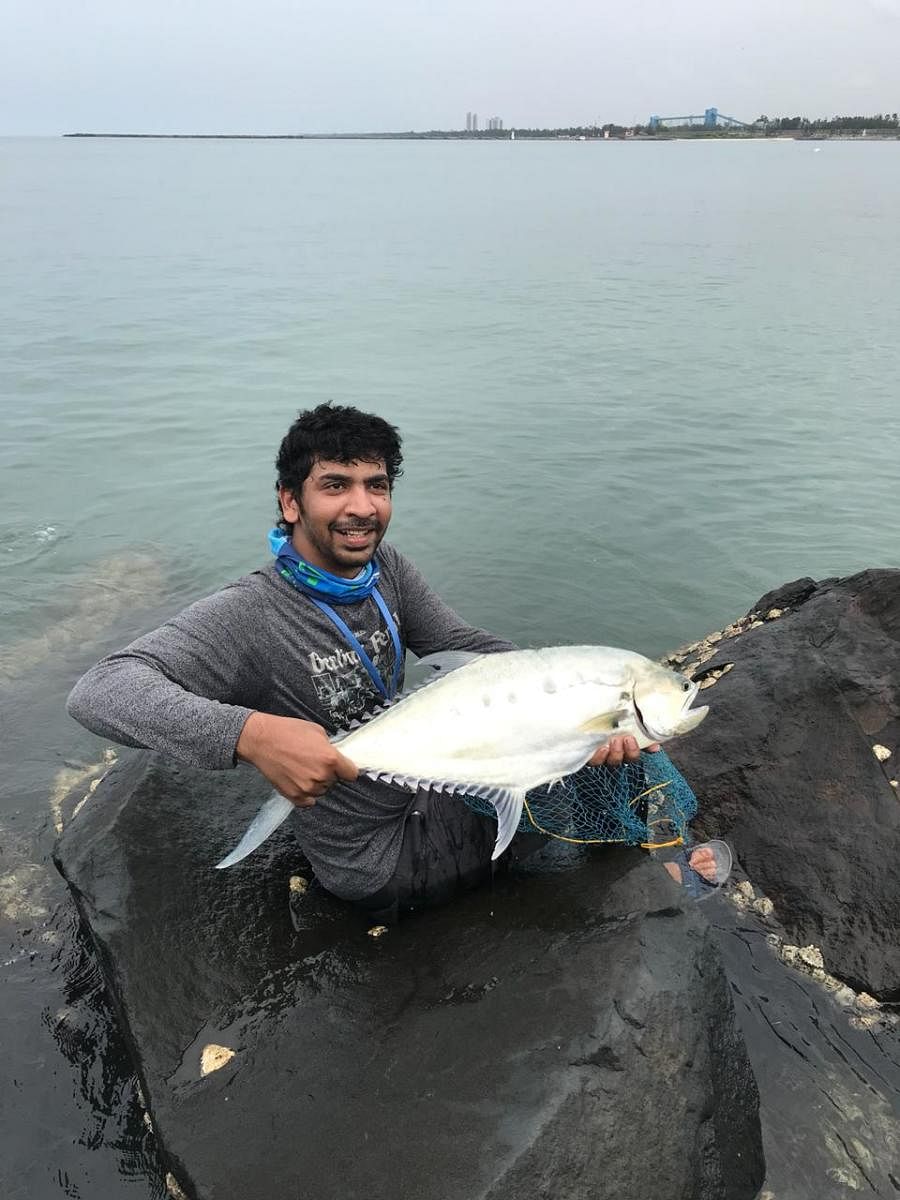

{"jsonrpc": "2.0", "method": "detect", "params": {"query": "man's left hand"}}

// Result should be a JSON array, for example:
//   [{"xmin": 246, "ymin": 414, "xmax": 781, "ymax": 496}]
[{"xmin": 589, "ymin": 735, "xmax": 661, "ymax": 769}]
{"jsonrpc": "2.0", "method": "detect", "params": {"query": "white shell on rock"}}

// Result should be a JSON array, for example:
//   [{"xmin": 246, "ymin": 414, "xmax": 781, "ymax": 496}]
[
  {"xmin": 851, "ymin": 1013, "xmax": 882, "ymax": 1031},
  {"xmin": 872, "ymin": 744, "xmax": 892, "ymax": 762},
  {"xmin": 857, "ymin": 991, "xmax": 881, "ymax": 1010},
  {"xmin": 200, "ymin": 1044, "xmax": 235, "ymax": 1076},
  {"xmin": 49, "ymin": 748, "xmax": 118, "ymax": 835},
  {"xmin": 166, "ymin": 1173, "xmax": 190, "ymax": 1200},
  {"xmin": 698, "ymin": 662, "xmax": 735, "ymax": 690},
  {"xmin": 798, "ymin": 945, "xmax": 825, "ymax": 970}
]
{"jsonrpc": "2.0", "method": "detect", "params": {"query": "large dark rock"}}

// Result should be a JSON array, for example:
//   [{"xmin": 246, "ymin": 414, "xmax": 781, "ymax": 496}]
[
  {"xmin": 668, "ymin": 567, "xmax": 900, "ymax": 999},
  {"xmin": 54, "ymin": 754, "xmax": 763, "ymax": 1200}
]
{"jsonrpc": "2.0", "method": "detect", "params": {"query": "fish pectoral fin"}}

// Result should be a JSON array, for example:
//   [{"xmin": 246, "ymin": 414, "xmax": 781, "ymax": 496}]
[
  {"xmin": 579, "ymin": 708, "xmax": 630, "ymax": 736},
  {"xmin": 416, "ymin": 651, "xmax": 484, "ymax": 676},
  {"xmin": 214, "ymin": 793, "xmax": 295, "ymax": 869}
]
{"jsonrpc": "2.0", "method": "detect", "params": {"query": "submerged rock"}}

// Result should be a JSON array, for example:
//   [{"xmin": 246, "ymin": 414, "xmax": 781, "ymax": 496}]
[
  {"xmin": 669, "ymin": 568, "xmax": 900, "ymax": 1000},
  {"xmin": 55, "ymin": 754, "xmax": 763, "ymax": 1200}
]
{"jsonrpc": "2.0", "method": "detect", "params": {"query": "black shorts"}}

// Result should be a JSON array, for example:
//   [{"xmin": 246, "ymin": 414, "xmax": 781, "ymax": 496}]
[{"xmin": 355, "ymin": 792, "xmax": 544, "ymax": 924}]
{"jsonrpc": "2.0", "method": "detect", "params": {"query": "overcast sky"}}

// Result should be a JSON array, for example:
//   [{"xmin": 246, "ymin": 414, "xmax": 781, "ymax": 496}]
[{"xmin": 4, "ymin": 0, "xmax": 899, "ymax": 135}]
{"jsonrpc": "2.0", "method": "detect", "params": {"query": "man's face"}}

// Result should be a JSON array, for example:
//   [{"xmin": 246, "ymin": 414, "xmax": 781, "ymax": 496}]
[{"xmin": 279, "ymin": 458, "xmax": 393, "ymax": 577}]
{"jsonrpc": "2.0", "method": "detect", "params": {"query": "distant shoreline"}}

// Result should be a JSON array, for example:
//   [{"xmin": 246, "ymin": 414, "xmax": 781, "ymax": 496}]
[
  {"xmin": 64, "ymin": 133, "xmax": 311, "ymax": 140},
  {"xmin": 62, "ymin": 131, "xmax": 900, "ymax": 142}
]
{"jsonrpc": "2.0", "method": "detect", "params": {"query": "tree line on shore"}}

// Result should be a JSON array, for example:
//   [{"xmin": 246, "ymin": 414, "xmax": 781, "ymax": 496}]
[
  {"xmin": 447, "ymin": 113, "xmax": 900, "ymax": 137},
  {"xmin": 755, "ymin": 113, "xmax": 899, "ymax": 132}
]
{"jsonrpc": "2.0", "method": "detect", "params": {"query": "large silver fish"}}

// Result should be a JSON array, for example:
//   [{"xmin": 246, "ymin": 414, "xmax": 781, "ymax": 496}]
[{"xmin": 215, "ymin": 645, "xmax": 709, "ymax": 869}]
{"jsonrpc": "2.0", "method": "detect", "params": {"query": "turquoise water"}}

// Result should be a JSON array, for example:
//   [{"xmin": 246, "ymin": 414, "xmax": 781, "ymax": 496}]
[{"xmin": 1, "ymin": 134, "xmax": 899, "ymax": 1197}]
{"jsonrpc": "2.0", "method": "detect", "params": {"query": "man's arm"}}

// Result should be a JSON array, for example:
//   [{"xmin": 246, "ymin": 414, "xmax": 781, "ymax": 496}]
[
  {"xmin": 66, "ymin": 585, "xmax": 267, "ymax": 770},
  {"xmin": 67, "ymin": 581, "xmax": 358, "ymax": 801}
]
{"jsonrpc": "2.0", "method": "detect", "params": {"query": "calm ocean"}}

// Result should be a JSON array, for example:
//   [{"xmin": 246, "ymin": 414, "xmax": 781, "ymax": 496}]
[{"xmin": 1, "ymin": 135, "xmax": 899, "ymax": 1197}]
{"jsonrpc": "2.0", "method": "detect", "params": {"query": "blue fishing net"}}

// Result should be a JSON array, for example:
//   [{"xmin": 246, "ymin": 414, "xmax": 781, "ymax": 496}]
[{"xmin": 462, "ymin": 749, "xmax": 697, "ymax": 848}]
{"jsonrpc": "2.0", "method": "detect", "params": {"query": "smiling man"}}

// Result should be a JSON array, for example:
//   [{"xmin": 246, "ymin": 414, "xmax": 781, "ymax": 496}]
[
  {"xmin": 67, "ymin": 403, "xmax": 714, "ymax": 918},
  {"xmin": 281, "ymin": 459, "xmax": 391, "ymax": 570}
]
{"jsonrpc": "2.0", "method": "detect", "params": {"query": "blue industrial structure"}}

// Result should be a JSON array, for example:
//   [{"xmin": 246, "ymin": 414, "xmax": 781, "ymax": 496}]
[{"xmin": 648, "ymin": 107, "xmax": 750, "ymax": 131}]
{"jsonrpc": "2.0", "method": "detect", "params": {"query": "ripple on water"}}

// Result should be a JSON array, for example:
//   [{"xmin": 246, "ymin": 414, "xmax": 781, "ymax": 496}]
[{"xmin": 0, "ymin": 522, "xmax": 61, "ymax": 566}]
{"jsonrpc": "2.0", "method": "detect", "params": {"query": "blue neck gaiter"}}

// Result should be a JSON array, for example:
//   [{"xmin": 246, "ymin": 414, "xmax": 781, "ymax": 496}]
[{"xmin": 268, "ymin": 527, "xmax": 380, "ymax": 604}]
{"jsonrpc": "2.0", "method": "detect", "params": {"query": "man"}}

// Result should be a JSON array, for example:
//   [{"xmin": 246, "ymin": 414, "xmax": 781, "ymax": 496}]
[{"xmin": 68, "ymin": 403, "xmax": 719, "ymax": 917}]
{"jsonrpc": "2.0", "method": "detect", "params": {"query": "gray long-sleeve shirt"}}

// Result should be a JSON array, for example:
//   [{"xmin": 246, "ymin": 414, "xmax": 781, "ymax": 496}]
[{"xmin": 67, "ymin": 542, "xmax": 514, "ymax": 900}]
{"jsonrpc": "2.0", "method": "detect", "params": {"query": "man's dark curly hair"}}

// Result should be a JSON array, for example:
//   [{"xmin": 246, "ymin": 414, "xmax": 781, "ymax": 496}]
[{"xmin": 275, "ymin": 403, "xmax": 404, "ymax": 533}]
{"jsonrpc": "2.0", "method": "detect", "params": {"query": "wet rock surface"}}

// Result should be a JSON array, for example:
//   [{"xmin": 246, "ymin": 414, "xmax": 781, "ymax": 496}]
[
  {"xmin": 709, "ymin": 897, "xmax": 900, "ymax": 1196},
  {"xmin": 51, "ymin": 567, "xmax": 900, "ymax": 1198},
  {"xmin": 55, "ymin": 755, "xmax": 763, "ymax": 1200},
  {"xmin": 666, "ymin": 567, "xmax": 900, "ymax": 1000}
]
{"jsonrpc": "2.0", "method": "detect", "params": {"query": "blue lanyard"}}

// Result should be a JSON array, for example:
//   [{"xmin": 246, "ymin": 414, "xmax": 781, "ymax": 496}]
[{"xmin": 306, "ymin": 587, "xmax": 403, "ymax": 701}]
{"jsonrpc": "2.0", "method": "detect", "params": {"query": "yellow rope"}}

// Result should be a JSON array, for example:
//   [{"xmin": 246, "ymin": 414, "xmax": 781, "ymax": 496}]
[
  {"xmin": 520, "ymin": 779, "xmax": 685, "ymax": 850},
  {"xmin": 628, "ymin": 780, "xmax": 672, "ymax": 807},
  {"xmin": 521, "ymin": 794, "xmax": 622, "ymax": 844},
  {"xmin": 640, "ymin": 836, "xmax": 684, "ymax": 850}
]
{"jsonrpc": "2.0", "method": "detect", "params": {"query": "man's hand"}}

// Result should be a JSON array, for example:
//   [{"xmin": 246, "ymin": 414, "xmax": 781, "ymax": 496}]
[
  {"xmin": 236, "ymin": 712, "xmax": 358, "ymax": 806},
  {"xmin": 589, "ymin": 735, "xmax": 661, "ymax": 769}
]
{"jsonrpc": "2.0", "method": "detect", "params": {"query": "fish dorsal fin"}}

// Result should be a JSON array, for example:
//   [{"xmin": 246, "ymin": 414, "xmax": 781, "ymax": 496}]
[
  {"xmin": 416, "ymin": 651, "xmax": 484, "ymax": 676},
  {"xmin": 391, "ymin": 650, "xmax": 491, "ymax": 700},
  {"xmin": 390, "ymin": 675, "xmax": 444, "ymax": 702},
  {"xmin": 579, "ymin": 708, "xmax": 630, "ymax": 736}
]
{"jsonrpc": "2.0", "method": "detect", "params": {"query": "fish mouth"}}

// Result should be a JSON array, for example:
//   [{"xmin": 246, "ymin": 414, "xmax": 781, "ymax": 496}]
[
  {"xmin": 633, "ymin": 686, "xmax": 709, "ymax": 741},
  {"xmin": 677, "ymin": 681, "xmax": 709, "ymax": 733},
  {"xmin": 677, "ymin": 702, "xmax": 709, "ymax": 734}
]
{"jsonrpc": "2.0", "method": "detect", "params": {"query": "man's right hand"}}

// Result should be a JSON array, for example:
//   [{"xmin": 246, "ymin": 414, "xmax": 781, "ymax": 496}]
[{"xmin": 236, "ymin": 712, "xmax": 359, "ymax": 807}]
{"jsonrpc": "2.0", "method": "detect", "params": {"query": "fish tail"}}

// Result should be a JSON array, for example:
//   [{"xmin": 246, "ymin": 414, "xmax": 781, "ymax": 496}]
[{"xmin": 214, "ymin": 793, "xmax": 295, "ymax": 869}]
